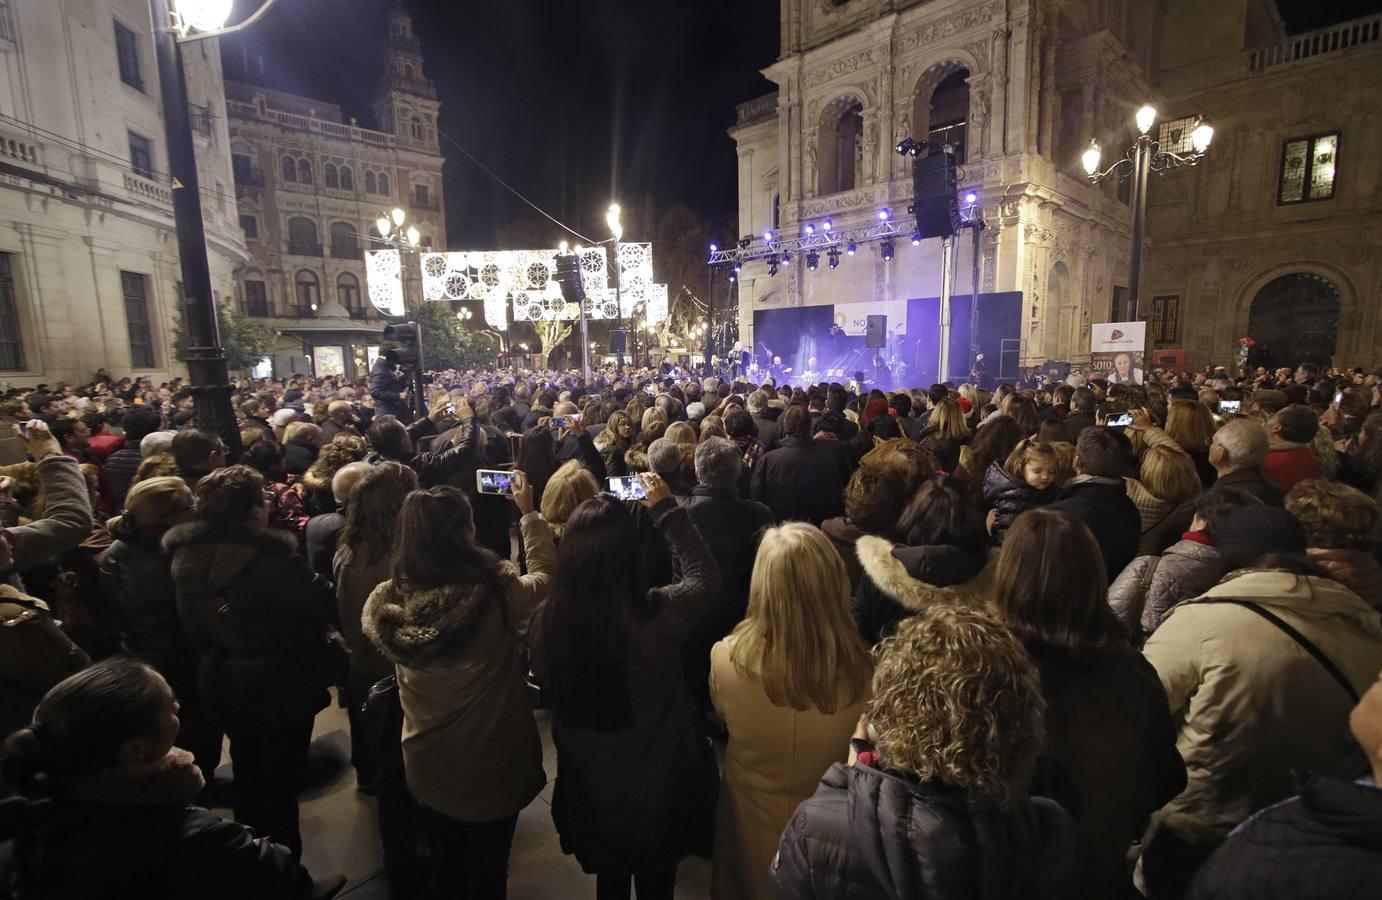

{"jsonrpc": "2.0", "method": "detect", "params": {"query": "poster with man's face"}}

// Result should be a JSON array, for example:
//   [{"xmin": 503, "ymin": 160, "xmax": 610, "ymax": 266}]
[{"xmin": 1090, "ymin": 322, "xmax": 1146, "ymax": 384}]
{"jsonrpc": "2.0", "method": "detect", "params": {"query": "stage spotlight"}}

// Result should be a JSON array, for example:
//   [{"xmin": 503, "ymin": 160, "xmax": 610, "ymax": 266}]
[
  {"xmin": 822, "ymin": 219, "xmax": 833, "ymax": 231},
  {"xmin": 806, "ymin": 251, "xmax": 820, "ymax": 271},
  {"xmin": 878, "ymin": 209, "xmax": 890, "ymax": 221},
  {"xmin": 781, "ymin": 253, "xmax": 791, "ymax": 266},
  {"xmin": 827, "ymin": 248, "xmax": 841, "ymax": 269},
  {"xmin": 768, "ymin": 262, "xmax": 779, "ymax": 277},
  {"xmin": 732, "ymin": 261, "xmax": 743, "ymax": 273},
  {"xmin": 846, "ymin": 243, "xmax": 857, "ymax": 256},
  {"xmin": 895, "ymin": 137, "xmax": 923, "ymax": 156},
  {"xmin": 738, "ymin": 236, "xmax": 752, "ymax": 249},
  {"xmin": 728, "ymin": 272, "xmax": 737, "ymax": 283},
  {"xmin": 709, "ymin": 243, "xmax": 718, "ymax": 253},
  {"xmin": 803, "ymin": 224, "xmax": 815, "ymax": 236},
  {"xmin": 964, "ymin": 192, "xmax": 978, "ymax": 205},
  {"xmin": 880, "ymin": 240, "xmax": 895, "ymax": 261},
  {"xmin": 911, "ymin": 230, "xmax": 923, "ymax": 246},
  {"xmin": 763, "ymin": 230, "xmax": 774, "ymax": 242}
]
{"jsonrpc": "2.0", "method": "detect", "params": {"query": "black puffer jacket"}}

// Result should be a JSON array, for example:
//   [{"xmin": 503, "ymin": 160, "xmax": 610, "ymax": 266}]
[
  {"xmin": 982, "ymin": 462, "xmax": 1059, "ymax": 535},
  {"xmin": 100, "ymin": 533, "xmax": 196, "ymax": 694},
  {"xmin": 852, "ymin": 535, "xmax": 991, "ymax": 645},
  {"xmin": 282, "ymin": 437, "xmax": 318, "ymax": 477},
  {"xmin": 165, "ymin": 521, "xmax": 335, "ymax": 731},
  {"xmin": 1048, "ymin": 477, "xmax": 1141, "ymax": 584},
  {"xmin": 772, "ymin": 762, "xmax": 1079, "ymax": 899},
  {"xmin": 1188, "ymin": 775, "xmax": 1382, "ymax": 900}
]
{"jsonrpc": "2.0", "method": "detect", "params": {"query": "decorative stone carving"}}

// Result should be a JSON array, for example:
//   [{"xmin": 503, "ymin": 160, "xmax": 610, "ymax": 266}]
[
  {"xmin": 801, "ymin": 189, "xmax": 878, "ymax": 217},
  {"xmin": 898, "ymin": 2, "xmax": 1001, "ymax": 52},
  {"xmin": 804, "ymin": 50, "xmax": 878, "ymax": 89},
  {"xmin": 860, "ymin": 119, "xmax": 877, "ymax": 185}
]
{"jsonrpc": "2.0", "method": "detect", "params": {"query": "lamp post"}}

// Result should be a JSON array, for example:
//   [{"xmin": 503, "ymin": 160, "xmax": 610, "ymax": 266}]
[
  {"xmin": 1083, "ymin": 105, "xmax": 1214, "ymax": 321},
  {"xmin": 149, "ymin": 0, "xmax": 283, "ymax": 459},
  {"xmin": 605, "ymin": 203, "xmax": 624, "ymax": 373}
]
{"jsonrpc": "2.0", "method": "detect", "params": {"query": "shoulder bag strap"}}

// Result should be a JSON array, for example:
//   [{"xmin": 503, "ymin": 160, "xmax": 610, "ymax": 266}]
[{"xmin": 1213, "ymin": 599, "xmax": 1360, "ymax": 703}]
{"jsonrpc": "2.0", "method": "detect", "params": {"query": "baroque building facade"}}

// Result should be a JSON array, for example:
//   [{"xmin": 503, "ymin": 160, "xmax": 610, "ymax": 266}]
[
  {"xmin": 0, "ymin": 0, "xmax": 246, "ymax": 386},
  {"xmin": 225, "ymin": 4, "xmax": 444, "ymax": 380},
  {"xmin": 731, "ymin": 0, "xmax": 1382, "ymax": 376}
]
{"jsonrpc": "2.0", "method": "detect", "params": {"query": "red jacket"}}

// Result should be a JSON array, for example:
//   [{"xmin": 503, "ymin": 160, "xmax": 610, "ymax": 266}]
[{"xmin": 1261, "ymin": 445, "xmax": 1318, "ymax": 494}]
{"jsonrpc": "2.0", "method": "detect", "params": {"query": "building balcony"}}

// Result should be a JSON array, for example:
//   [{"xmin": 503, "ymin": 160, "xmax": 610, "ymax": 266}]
[
  {"xmin": 286, "ymin": 242, "xmax": 323, "ymax": 257},
  {"xmin": 1247, "ymin": 13, "xmax": 1382, "ymax": 74},
  {"xmin": 124, "ymin": 171, "xmax": 171, "ymax": 205},
  {"xmin": 330, "ymin": 243, "xmax": 360, "ymax": 260},
  {"xmin": 736, "ymin": 93, "xmax": 778, "ymax": 127},
  {"xmin": 392, "ymin": 77, "xmax": 437, "ymax": 100},
  {"xmin": 411, "ymin": 196, "xmax": 440, "ymax": 211}
]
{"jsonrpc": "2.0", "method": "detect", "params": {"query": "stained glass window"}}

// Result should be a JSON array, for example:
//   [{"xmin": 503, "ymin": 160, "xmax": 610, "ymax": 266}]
[{"xmin": 1280, "ymin": 133, "xmax": 1338, "ymax": 204}]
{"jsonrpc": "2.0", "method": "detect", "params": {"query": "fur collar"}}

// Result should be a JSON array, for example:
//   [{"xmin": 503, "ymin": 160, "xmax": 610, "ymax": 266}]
[
  {"xmin": 363, "ymin": 567, "xmax": 518, "ymax": 669},
  {"xmin": 64, "ymin": 748, "xmax": 204, "ymax": 808},
  {"xmin": 163, "ymin": 521, "xmax": 299, "ymax": 595},
  {"xmin": 856, "ymin": 535, "xmax": 995, "ymax": 613}
]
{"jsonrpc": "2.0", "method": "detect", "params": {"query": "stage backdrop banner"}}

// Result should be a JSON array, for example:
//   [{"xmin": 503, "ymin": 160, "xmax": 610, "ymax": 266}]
[
  {"xmin": 834, "ymin": 300, "xmax": 909, "ymax": 336},
  {"xmin": 1091, "ymin": 321, "xmax": 1147, "ymax": 385}
]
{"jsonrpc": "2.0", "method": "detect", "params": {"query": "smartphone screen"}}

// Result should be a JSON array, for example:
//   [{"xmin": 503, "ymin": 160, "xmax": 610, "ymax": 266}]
[
  {"xmin": 476, "ymin": 469, "xmax": 515, "ymax": 495},
  {"xmin": 607, "ymin": 475, "xmax": 646, "ymax": 501},
  {"xmin": 1219, "ymin": 400, "xmax": 1241, "ymax": 414},
  {"xmin": 1106, "ymin": 413, "xmax": 1134, "ymax": 428}
]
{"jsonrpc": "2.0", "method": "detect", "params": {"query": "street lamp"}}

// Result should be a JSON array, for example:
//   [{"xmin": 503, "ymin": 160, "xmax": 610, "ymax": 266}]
[
  {"xmin": 148, "ymin": 0, "xmax": 286, "ymax": 461},
  {"xmin": 1084, "ymin": 105, "xmax": 1214, "ymax": 320},
  {"xmin": 605, "ymin": 203, "xmax": 625, "ymax": 371}
]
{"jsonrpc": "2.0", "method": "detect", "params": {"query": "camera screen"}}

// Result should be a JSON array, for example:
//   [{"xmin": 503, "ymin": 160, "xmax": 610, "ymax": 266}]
[
  {"xmin": 477, "ymin": 470, "xmax": 514, "ymax": 495},
  {"xmin": 1219, "ymin": 400, "xmax": 1241, "ymax": 414},
  {"xmin": 607, "ymin": 476, "xmax": 646, "ymax": 501}
]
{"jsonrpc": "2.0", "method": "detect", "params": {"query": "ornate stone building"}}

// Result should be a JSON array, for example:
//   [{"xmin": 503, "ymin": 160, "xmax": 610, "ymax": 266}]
[
  {"xmin": 0, "ymin": 0, "xmax": 246, "ymax": 385},
  {"xmin": 225, "ymin": 4, "xmax": 445, "ymax": 379},
  {"xmin": 731, "ymin": 0, "xmax": 1381, "ymax": 376}
]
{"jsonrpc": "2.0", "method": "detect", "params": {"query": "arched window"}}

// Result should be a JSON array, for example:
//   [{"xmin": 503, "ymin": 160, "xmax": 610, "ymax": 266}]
[
  {"xmin": 377, "ymin": 172, "xmax": 390, "ymax": 195},
  {"xmin": 339, "ymin": 166, "xmax": 354, "ymax": 191},
  {"xmin": 337, "ymin": 273, "xmax": 363, "ymax": 317},
  {"xmin": 817, "ymin": 99, "xmax": 864, "ymax": 195},
  {"xmin": 297, "ymin": 158, "xmax": 313, "ymax": 184},
  {"xmin": 403, "ymin": 64, "xmax": 415, "ymax": 81},
  {"xmin": 364, "ymin": 170, "xmax": 377, "ymax": 194},
  {"xmin": 410, "ymin": 116, "xmax": 424, "ymax": 140},
  {"xmin": 329, "ymin": 222, "xmax": 358, "ymax": 259},
  {"xmin": 287, "ymin": 217, "xmax": 319, "ymax": 255},
  {"xmin": 294, "ymin": 270, "xmax": 320, "ymax": 315},
  {"xmin": 913, "ymin": 68, "xmax": 970, "ymax": 164},
  {"xmin": 1043, "ymin": 262, "xmax": 1072, "ymax": 361},
  {"xmin": 324, "ymin": 163, "xmax": 338, "ymax": 189},
  {"xmin": 281, "ymin": 156, "xmax": 296, "ymax": 182}
]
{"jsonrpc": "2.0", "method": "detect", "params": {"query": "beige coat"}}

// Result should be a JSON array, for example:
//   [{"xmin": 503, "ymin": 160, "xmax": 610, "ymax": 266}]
[
  {"xmin": 709, "ymin": 636, "xmax": 869, "ymax": 900},
  {"xmin": 1143, "ymin": 569, "xmax": 1382, "ymax": 844},
  {"xmin": 363, "ymin": 512, "xmax": 555, "ymax": 823}
]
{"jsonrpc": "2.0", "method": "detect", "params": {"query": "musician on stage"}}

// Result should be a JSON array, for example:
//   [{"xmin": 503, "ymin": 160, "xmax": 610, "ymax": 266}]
[
  {"xmin": 870, "ymin": 353, "xmax": 892, "ymax": 392},
  {"xmin": 800, "ymin": 357, "xmax": 821, "ymax": 387}
]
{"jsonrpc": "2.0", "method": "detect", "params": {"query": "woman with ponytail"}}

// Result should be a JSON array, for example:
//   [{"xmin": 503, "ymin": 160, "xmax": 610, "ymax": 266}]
[{"xmin": 0, "ymin": 658, "xmax": 343, "ymax": 899}]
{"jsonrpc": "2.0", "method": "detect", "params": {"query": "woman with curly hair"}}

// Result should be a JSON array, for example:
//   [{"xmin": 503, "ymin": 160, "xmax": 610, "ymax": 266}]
[
  {"xmin": 772, "ymin": 604, "xmax": 1078, "ymax": 898},
  {"xmin": 301, "ymin": 435, "xmax": 368, "ymax": 516},
  {"xmin": 992, "ymin": 508, "xmax": 1185, "ymax": 900}
]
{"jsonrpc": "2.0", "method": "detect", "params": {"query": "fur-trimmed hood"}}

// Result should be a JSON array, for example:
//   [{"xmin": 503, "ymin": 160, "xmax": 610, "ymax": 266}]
[
  {"xmin": 363, "ymin": 568, "xmax": 518, "ymax": 670},
  {"xmin": 856, "ymin": 534, "xmax": 993, "ymax": 613},
  {"xmin": 163, "ymin": 520, "xmax": 298, "ymax": 596}
]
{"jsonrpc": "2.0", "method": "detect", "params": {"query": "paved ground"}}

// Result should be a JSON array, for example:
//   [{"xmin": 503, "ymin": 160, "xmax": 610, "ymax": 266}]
[{"xmin": 210, "ymin": 696, "xmax": 712, "ymax": 899}]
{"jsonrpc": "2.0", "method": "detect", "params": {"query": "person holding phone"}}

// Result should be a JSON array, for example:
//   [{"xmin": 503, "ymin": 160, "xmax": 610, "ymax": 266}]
[
  {"xmin": 363, "ymin": 471, "xmax": 554, "ymax": 899},
  {"xmin": 532, "ymin": 472, "xmax": 721, "ymax": 900}
]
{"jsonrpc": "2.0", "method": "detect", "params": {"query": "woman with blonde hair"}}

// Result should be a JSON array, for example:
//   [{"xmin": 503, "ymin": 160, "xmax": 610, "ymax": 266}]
[
  {"xmin": 594, "ymin": 410, "xmax": 634, "ymax": 477},
  {"xmin": 772, "ymin": 604, "xmax": 1078, "ymax": 897},
  {"xmin": 539, "ymin": 459, "xmax": 601, "ymax": 539},
  {"xmin": 664, "ymin": 421, "xmax": 697, "ymax": 446},
  {"xmin": 1165, "ymin": 399, "xmax": 1218, "ymax": 486},
  {"xmin": 1127, "ymin": 445, "xmax": 1203, "ymax": 552},
  {"xmin": 698, "ymin": 414, "xmax": 728, "ymax": 442},
  {"xmin": 711, "ymin": 523, "xmax": 873, "ymax": 900},
  {"xmin": 919, "ymin": 398, "xmax": 970, "ymax": 473}
]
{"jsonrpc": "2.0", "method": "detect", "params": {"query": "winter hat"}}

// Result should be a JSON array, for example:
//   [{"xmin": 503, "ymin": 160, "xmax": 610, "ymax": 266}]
[
  {"xmin": 955, "ymin": 396, "xmax": 973, "ymax": 415},
  {"xmin": 140, "ymin": 430, "xmax": 176, "ymax": 458},
  {"xmin": 1213, "ymin": 506, "xmax": 1306, "ymax": 567},
  {"xmin": 270, "ymin": 408, "xmax": 299, "ymax": 429}
]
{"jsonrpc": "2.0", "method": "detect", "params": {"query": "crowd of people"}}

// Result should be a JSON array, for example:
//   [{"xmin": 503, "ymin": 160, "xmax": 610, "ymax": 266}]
[{"xmin": 0, "ymin": 357, "xmax": 1380, "ymax": 900}]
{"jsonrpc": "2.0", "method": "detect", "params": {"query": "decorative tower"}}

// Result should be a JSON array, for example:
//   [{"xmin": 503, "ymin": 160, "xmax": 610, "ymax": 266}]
[{"xmin": 372, "ymin": 4, "xmax": 440, "ymax": 151}]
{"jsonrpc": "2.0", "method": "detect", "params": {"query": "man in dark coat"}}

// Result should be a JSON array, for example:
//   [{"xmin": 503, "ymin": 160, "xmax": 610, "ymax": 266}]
[
  {"xmin": 747, "ymin": 390, "xmax": 780, "ymax": 452},
  {"xmin": 1048, "ymin": 427, "xmax": 1140, "ymax": 583},
  {"xmin": 102, "ymin": 406, "xmax": 163, "ymax": 511},
  {"xmin": 303, "ymin": 461, "xmax": 370, "ymax": 582},
  {"xmin": 679, "ymin": 437, "xmax": 775, "ymax": 713},
  {"xmin": 319, "ymin": 400, "xmax": 359, "ymax": 445},
  {"xmin": 750, "ymin": 406, "xmax": 844, "ymax": 526},
  {"xmin": 1063, "ymin": 388, "xmax": 1097, "ymax": 441},
  {"xmin": 166, "ymin": 465, "xmax": 337, "ymax": 859},
  {"xmin": 239, "ymin": 398, "xmax": 275, "ymax": 445},
  {"xmin": 368, "ymin": 352, "xmax": 411, "ymax": 421}
]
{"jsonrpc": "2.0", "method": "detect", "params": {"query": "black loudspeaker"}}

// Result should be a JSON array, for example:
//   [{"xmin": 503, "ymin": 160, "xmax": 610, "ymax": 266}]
[
  {"xmin": 912, "ymin": 148, "xmax": 960, "ymax": 240},
  {"xmin": 609, "ymin": 329, "xmax": 628, "ymax": 355},
  {"xmin": 382, "ymin": 322, "xmax": 422, "ymax": 369},
  {"xmin": 553, "ymin": 253, "xmax": 585, "ymax": 303},
  {"xmin": 865, "ymin": 315, "xmax": 887, "ymax": 348}
]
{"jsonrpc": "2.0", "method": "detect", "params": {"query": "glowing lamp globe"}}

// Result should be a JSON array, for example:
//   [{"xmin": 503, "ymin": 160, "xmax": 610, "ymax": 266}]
[
  {"xmin": 1081, "ymin": 140, "xmax": 1102, "ymax": 176},
  {"xmin": 406, "ymin": 226, "xmax": 420, "ymax": 247},
  {"xmin": 375, "ymin": 216, "xmax": 390, "ymax": 237},
  {"xmin": 1135, "ymin": 105, "xmax": 1158, "ymax": 135},
  {"xmin": 177, "ymin": 0, "xmax": 233, "ymax": 32},
  {"xmin": 1191, "ymin": 117, "xmax": 1215, "ymax": 153},
  {"xmin": 390, "ymin": 208, "xmax": 407, "ymax": 227}
]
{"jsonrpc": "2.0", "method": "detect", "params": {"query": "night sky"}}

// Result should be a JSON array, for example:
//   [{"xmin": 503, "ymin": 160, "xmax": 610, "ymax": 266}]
[{"xmin": 220, "ymin": 0, "xmax": 1379, "ymax": 249}]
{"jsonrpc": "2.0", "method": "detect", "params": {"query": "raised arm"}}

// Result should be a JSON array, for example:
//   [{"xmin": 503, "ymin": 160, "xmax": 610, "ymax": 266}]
[
  {"xmin": 644, "ymin": 476, "xmax": 719, "ymax": 638},
  {"xmin": 7, "ymin": 423, "xmax": 94, "ymax": 571}
]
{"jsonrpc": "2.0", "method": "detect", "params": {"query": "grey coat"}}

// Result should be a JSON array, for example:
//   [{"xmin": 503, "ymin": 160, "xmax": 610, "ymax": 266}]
[{"xmin": 1108, "ymin": 539, "xmax": 1226, "ymax": 638}]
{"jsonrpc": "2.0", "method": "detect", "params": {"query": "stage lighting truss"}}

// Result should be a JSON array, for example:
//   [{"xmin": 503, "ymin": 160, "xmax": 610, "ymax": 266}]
[
  {"xmin": 418, "ymin": 244, "xmax": 668, "ymax": 330},
  {"xmin": 706, "ymin": 218, "xmax": 910, "ymax": 269}
]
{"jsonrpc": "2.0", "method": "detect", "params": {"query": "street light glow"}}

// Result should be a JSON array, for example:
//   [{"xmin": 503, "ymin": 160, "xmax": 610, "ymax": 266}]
[
  {"xmin": 176, "ymin": 0, "xmax": 233, "ymax": 32},
  {"xmin": 606, "ymin": 204, "xmax": 623, "ymax": 241},
  {"xmin": 376, "ymin": 216, "xmax": 391, "ymax": 237},
  {"xmin": 1082, "ymin": 140, "xmax": 1102, "ymax": 176},
  {"xmin": 391, "ymin": 208, "xmax": 407, "ymax": 227},
  {"xmin": 1191, "ymin": 117, "xmax": 1215, "ymax": 153},
  {"xmin": 1136, "ymin": 105, "xmax": 1158, "ymax": 135},
  {"xmin": 406, "ymin": 226, "xmax": 420, "ymax": 247}
]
